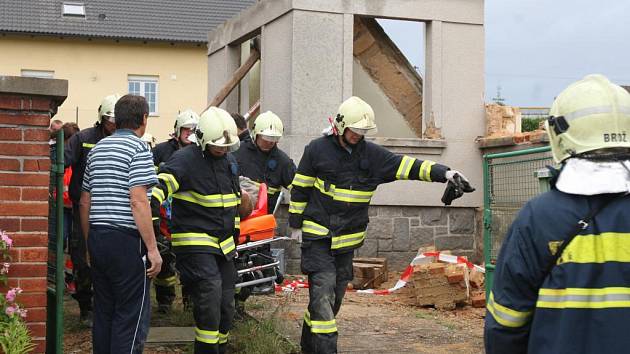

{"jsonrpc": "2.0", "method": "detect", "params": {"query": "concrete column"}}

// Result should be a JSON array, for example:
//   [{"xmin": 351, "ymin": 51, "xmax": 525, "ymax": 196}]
[
  {"xmin": 424, "ymin": 20, "xmax": 444, "ymax": 131},
  {"xmin": 342, "ymin": 13, "xmax": 354, "ymax": 100},
  {"xmin": 206, "ymin": 45, "xmax": 240, "ymax": 112}
]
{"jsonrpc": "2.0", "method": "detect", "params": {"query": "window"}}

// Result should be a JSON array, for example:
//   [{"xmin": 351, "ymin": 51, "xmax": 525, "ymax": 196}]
[
  {"xmin": 62, "ymin": 2, "xmax": 86, "ymax": 17},
  {"xmin": 21, "ymin": 69, "xmax": 54, "ymax": 79},
  {"xmin": 128, "ymin": 76, "xmax": 159, "ymax": 115}
]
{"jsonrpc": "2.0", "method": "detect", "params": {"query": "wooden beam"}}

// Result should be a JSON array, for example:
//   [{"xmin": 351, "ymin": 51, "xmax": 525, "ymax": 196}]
[{"xmin": 206, "ymin": 48, "xmax": 260, "ymax": 111}]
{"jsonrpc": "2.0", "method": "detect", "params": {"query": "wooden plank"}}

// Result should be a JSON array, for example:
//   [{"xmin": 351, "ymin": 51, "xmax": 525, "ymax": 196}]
[{"xmin": 206, "ymin": 48, "xmax": 260, "ymax": 110}]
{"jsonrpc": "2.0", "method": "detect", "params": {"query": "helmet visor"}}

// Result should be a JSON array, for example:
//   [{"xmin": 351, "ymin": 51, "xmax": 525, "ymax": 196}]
[
  {"xmin": 102, "ymin": 115, "xmax": 115, "ymax": 124},
  {"xmin": 260, "ymin": 134, "xmax": 281, "ymax": 143},
  {"xmin": 349, "ymin": 127, "xmax": 377, "ymax": 136}
]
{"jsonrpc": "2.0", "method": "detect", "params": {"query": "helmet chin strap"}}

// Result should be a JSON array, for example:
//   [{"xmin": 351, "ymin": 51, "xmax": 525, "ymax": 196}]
[{"xmin": 341, "ymin": 133, "xmax": 363, "ymax": 148}]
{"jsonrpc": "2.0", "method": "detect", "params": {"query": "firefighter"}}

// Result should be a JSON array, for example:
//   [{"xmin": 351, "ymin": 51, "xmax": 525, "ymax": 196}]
[
  {"xmin": 485, "ymin": 74, "xmax": 630, "ymax": 354},
  {"xmin": 290, "ymin": 96, "xmax": 474, "ymax": 353},
  {"xmin": 233, "ymin": 111, "xmax": 296, "ymax": 295},
  {"xmin": 151, "ymin": 109, "xmax": 199, "ymax": 313},
  {"xmin": 150, "ymin": 107, "xmax": 240, "ymax": 353},
  {"xmin": 64, "ymin": 93, "xmax": 120, "ymax": 326}
]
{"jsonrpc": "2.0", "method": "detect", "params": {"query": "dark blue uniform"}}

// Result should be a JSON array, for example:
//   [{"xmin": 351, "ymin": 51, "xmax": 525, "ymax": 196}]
[{"xmin": 485, "ymin": 186, "xmax": 630, "ymax": 354}]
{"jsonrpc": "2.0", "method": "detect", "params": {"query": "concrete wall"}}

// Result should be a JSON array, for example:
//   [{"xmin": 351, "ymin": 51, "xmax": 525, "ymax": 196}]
[{"xmin": 0, "ymin": 35, "xmax": 208, "ymax": 142}]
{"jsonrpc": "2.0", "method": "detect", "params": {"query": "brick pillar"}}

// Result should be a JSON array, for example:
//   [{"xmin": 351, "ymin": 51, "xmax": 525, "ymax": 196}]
[{"xmin": 0, "ymin": 76, "xmax": 68, "ymax": 353}]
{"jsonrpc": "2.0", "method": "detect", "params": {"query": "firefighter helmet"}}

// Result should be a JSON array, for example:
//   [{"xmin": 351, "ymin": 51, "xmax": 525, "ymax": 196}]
[
  {"xmin": 546, "ymin": 74, "xmax": 630, "ymax": 163},
  {"xmin": 195, "ymin": 107, "xmax": 240, "ymax": 151},
  {"xmin": 98, "ymin": 94, "xmax": 122, "ymax": 123},
  {"xmin": 173, "ymin": 109, "xmax": 199, "ymax": 138},
  {"xmin": 251, "ymin": 111, "xmax": 284, "ymax": 142},
  {"xmin": 334, "ymin": 96, "xmax": 377, "ymax": 135}
]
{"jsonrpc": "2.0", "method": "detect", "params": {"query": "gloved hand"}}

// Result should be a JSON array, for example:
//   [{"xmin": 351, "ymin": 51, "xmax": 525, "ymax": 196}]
[
  {"xmin": 442, "ymin": 170, "xmax": 475, "ymax": 206},
  {"xmin": 290, "ymin": 228, "xmax": 302, "ymax": 243}
]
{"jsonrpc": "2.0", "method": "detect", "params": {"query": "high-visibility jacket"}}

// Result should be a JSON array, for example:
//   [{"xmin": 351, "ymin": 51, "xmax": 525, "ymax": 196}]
[
  {"xmin": 232, "ymin": 139, "xmax": 296, "ymax": 210},
  {"xmin": 485, "ymin": 187, "xmax": 630, "ymax": 354},
  {"xmin": 152, "ymin": 138, "xmax": 179, "ymax": 170},
  {"xmin": 289, "ymin": 135, "xmax": 449, "ymax": 253},
  {"xmin": 150, "ymin": 144, "xmax": 241, "ymax": 259},
  {"xmin": 64, "ymin": 125, "xmax": 106, "ymax": 204}
]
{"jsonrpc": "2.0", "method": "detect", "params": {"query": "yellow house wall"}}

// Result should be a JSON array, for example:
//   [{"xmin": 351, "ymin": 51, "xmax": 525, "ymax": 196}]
[{"xmin": 0, "ymin": 35, "xmax": 208, "ymax": 142}]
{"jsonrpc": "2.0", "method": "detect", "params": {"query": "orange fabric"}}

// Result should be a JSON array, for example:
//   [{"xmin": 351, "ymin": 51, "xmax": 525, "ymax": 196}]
[
  {"xmin": 238, "ymin": 214, "xmax": 276, "ymax": 244},
  {"xmin": 244, "ymin": 182, "xmax": 268, "ymax": 220},
  {"xmin": 63, "ymin": 167, "xmax": 72, "ymax": 208}
]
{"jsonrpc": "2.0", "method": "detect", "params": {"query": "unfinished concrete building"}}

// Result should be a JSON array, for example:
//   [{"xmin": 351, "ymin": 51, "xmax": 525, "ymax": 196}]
[{"xmin": 207, "ymin": 0, "xmax": 485, "ymax": 271}]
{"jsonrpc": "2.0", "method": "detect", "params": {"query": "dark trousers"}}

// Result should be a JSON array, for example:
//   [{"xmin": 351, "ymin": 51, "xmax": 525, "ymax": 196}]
[
  {"xmin": 71, "ymin": 203, "xmax": 92, "ymax": 314},
  {"xmin": 154, "ymin": 239, "xmax": 176, "ymax": 306},
  {"xmin": 300, "ymin": 239, "xmax": 354, "ymax": 354},
  {"xmin": 177, "ymin": 253, "xmax": 236, "ymax": 354},
  {"xmin": 88, "ymin": 225, "xmax": 151, "ymax": 354}
]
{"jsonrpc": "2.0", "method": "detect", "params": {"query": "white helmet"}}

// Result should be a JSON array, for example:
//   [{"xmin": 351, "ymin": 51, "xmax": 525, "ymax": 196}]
[
  {"xmin": 195, "ymin": 107, "xmax": 240, "ymax": 152},
  {"xmin": 98, "ymin": 94, "xmax": 122, "ymax": 123},
  {"xmin": 251, "ymin": 111, "xmax": 284, "ymax": 142},
  {"xmin": 141, "ymin": 133, "xmax": 155, "ymax": 148},
  {"xmin": 334, "ymin": 96, "xmax": 377, "ymax": 135},
  {"xmin": 174, "ymin": 109, "xmax": 200, "ymax": 138}
]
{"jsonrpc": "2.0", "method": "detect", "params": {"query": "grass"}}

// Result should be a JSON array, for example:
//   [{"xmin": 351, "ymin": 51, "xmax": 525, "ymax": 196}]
[{"xmin": 228, "ymin": 316, "xmax": 299, "ymax": 354}]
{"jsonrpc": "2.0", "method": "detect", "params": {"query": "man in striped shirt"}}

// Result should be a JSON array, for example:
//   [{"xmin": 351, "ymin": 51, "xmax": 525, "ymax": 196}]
[{"xmin": 80, "ymin": 94, "xmax": 162, "ymax": 353}]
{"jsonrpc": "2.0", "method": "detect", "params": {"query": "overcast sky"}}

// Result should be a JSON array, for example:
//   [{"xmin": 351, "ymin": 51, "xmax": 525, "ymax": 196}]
[{"xmin": 379, "ymin": 0, "xmax": 630, "ymax": 107}]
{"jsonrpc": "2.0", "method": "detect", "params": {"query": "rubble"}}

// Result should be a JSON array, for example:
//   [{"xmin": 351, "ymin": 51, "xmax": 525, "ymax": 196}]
[{"xmin": 352, "ymin": 257, "xmax": 388, "ymax": 289}]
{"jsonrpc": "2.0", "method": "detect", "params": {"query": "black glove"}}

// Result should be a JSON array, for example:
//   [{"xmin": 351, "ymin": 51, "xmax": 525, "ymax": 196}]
[{"xmin": 441, "ymin": 172, "xmax": 475, "ymax": 206}]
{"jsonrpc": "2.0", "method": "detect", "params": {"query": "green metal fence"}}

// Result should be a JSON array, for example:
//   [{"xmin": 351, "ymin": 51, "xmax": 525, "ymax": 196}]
[{"xmin": 483, "ymin": 146, "xmax": 554, "ymax": 295}]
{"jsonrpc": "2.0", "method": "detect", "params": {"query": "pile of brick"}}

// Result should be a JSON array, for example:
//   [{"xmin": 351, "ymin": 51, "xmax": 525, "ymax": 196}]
[{"xmin": 351, "ymin": 257, "xmax": 388, "ymax": 290}]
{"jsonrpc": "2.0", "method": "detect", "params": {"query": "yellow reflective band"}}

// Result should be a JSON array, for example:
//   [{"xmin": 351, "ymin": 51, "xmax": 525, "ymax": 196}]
[
  {"xmin": 151, "ymin": 217, "xmax": 159, "ymax": 221},
  {"xmin": 558, "ymin": 232, "xmax": 630, "ymax": 264},
  {"xmin": 537, "ymin": 287, "xmax": 630, "ymax": 309},
  {"xmin": 234, "ymin": 216, "xmax": 240, "ymax": 229},
  {"xmin": 173, "ymin": 191, "xmax": 239, "ymax": 208},
  {"xmin": 220, "ymin": 237, "xmax": 236, "ymax": 255},
  {"xmin": 219, "ymin": 332, "xmax": 229, "ymax": 344},
  {"xmin": 154, "ymin": 276, "xmax": 178, "ymax": 287},
  {"xmin": 313, "ymin": 178, "xmax": 374, "ymax": 203},
  {"xmin": 251, "ymin": 180, "xmax": 281, "ymax": 195},
  {"xmin": 171, "ymin": 233, "xmax": 220, "ymax": 248},
  {"xmin": 195, "ymin": 327, "xmax": 219, "ymax": 344},
  {"xmin": 303, "ymin": 310, "xmax": 337, "ymax": 334},
  {"xmin": 486, "ymin": 291, "xmax": 532, "ymax": 328},
  {"xmin": 82, "ymin": 143, "xmax": 95, "ymax": 148},
  {"xmin": 302, "ymin": 220, "xmax": 329, "ymax": 236},
  {"xmin": 152, "ymin": 188, "xmax": 165, "ymax": 204},
  {"xmin": 158, "ymin": 173, "xmax": 180, "ymax": 195},
  {"xmin": 331, "ymin": 231, "xmax": 366, "ymax": 250},
  {"xmin": 154, "ymin": 165, "xmax": 159, "ymax": 172},
  {"xmin": 292, "ymin": 173, "xmax": 316, "ymax": 188},
  {"xmin": 289, "ymin": 201, "xmax": 307, "ymax": 214},
  {"xmin": 419, "ymin": 160, "xmax": 436, "ymax": 182},
  {"xmin": 396, "ymin": 156, "xmax": 416, "ymax": 180}
]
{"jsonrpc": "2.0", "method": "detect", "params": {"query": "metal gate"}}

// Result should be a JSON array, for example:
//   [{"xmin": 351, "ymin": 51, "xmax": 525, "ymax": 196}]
[{"xmin": 483, "ymin": 146, "xmax": 554, "ymax": 294}]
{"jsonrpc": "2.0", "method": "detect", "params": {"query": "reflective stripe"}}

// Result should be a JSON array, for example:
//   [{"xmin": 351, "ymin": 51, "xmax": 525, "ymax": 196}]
[
  {"xmin": 419, "ymin": 160, "xmax": 435, "ymax": 182},
  {"xmin": 289, "ymin": 201, "xmax": 307, "ymax": 214},
  {"xmin": 234, "ymin": 216, "xmax": 240, "ymax": 229},
  {"xmin": 331, "ymin": 230, "xmax": 366, "ymax": 250},
  {"xmin": 486, "ymin": 291, "xmax": 532, "ymax": 328},
  {"xmin": 151, "ymin": 217, "xmax": 159, "ymax": 221},
  {"xmin": 171, "ymin": 233, "xmax": 220, "ymax": 248},
  {"xmin": 172, "ymin": 191, "xmax": 239, "ymax": 208},
  {"xmin": 558, "ymin": 232, "xmax": 630, "ymax": 264},
  {"xmin": 195, "ymin": 327, "xmax": 219, "ymax": 344},
  {"xmin": 82, "ymin": 143, "xmax": 95, "ymax": 148},
  {"xmin": 154, "ymin": 165, "xmax": 159, "ymax": 172},
  {"xmin": 396, "ymin": 156, "xmax": 415, "ymax": 180},
  {"xmin": 564, "ymin": 105, "xmax": 630, "ymax": 122},
  {"xmin": 313, "ymin": 178, "xmax": 374, "ymax": 203},
  {"xmin": 154, "ymin": 275, "xmax": 177, "ymax": 287},
  {"xmin": 220, "ymin": 237, "xmax": 236, "ymax": 255},
  {"xmin": 292, "ymin": 173, "xmax": 316, "ymax": 188},
  {"xmin": 537, "ymin": 287, "xmax": 630, "ymax": 309},
  {"xmin": 152, "ymin": 188, "xmax": 165, "ymax": 204},
  {"xmin": 302, "ymin": 220, "xmax": 329, "ymax": 236},
  {"xmin": 251, "ymin": 181, "xmax": 281, "ymax": 195},
  {"xmin": 304, "ymin": 310, "xmax": 337, "ymax": 334},
  {"xmin": 219, "ymin": 332, "xmax": 229, "ymax": 344},
  {"xmin": 158, "ymin": 173, "xmax": 180, "ymax": 195}
]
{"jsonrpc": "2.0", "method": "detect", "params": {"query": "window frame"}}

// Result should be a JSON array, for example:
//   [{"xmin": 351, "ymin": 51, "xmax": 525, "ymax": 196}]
[
  {"xmin": 128, "ymin": 75, "xmax": 159, "ymax": 116},
  {"xmin": 21, "ymin": 69, "xmax": 55, "ymax": 79}
]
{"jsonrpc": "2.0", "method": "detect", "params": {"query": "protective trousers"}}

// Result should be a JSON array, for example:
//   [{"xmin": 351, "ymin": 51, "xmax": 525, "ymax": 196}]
[
  {"xmin": 177, "ymin": 253, "xmax": 236, "ymax": 354},
  {"xmin": 300, "ymin": 239, "xmax": 354, "ymax": 354},
  {"xmin": 153, "ymin": 237, "xmax": 176, "ymax": 307},
  {"xmin": 71, "ymin": 203, "xmax": 92, "ymax": 315}
]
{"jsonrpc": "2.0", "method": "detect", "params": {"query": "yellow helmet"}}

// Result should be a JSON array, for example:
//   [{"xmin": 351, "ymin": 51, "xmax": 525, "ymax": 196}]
[
  {"xmin": 97, "ymin": 93, "xmax": 122, "ymax": 123},
  {"xmin": 195, "ymin": 107, "xmax": 240, "ymax": 151},
  {"xmin": 334, "ymin": 96, "xmax": 377, "ymax": 135},
  {"xmin": 174, "ymin": 109, "xmax": 199, "ymax": 138},
  {"xmin": 546, "ymin": 74, "xmax": 630, "ymax": 163},
  {"xmin": 251, "ymin": 111, "xmax": 284, "ymax": 142}
]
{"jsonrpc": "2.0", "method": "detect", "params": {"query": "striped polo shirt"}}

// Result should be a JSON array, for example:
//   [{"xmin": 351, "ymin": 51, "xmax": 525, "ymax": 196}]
[{"xmin": 82, "ymin": 129, "xmax": 157, "ymax": 230}]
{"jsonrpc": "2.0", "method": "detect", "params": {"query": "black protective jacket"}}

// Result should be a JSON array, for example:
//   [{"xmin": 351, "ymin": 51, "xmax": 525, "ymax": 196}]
[
  {"xmin": 150, "ymin": 144, "xmax": 241, "ymax": 259},
  {"xmin": 232, "ymin": 139, "xmax": 296, "ymax": 210},
  {"xmin": 152, "ymin": 138, "xmax": 180, "ymax": 169},
  {"xmin": 289, "ymin": 135, "xmax": 449, "ymax": 253},
  {"xmin": 64, "ymin": 125, "xmax": 106, "ymax": 204}
]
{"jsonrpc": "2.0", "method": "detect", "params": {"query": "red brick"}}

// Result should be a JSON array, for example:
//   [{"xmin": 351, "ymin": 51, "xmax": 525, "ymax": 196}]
[
  {"xmin": 26, "ymin": 322, "xmax": 46, "ymax": 338},
  {"xmin": 428, "ymin": 263, "xmax": 447, "ymax": 275},
  {"xmin": 471, "ymin": 293, "xmax": 486, "ymax": 308},
  {"xmin": 11, "ymin": 232, "xmax": 47, "ymax": 247},
  {"xmin": 22, "ymin": 188, "xmax": 49, "ymax": 201},
  {"xmin": 20, "ymin": 247, "xmax": 48, "ymax": 262},
  {"xmin": 23, "ymin": 307, "xmax": 46, "ymax": 322},
  {"xmin": 0, "ymin": 142, "xmax": 49, "ymax": 157},
  {"xmin": 446, "ymin": 273, "xmax": 465, "ymax": 284},
  {"xmin": 0, "ymin": 218, "xmax": 20, "ymax": 232},
  {"xmin": 8, "ymin": 247, "xmax": 19, "ymax": 261},
  {"xmin": 0, "ymin": 113, "xmax": 50, "ymax": 126},
  {"xmin": 0, "ymin": 173, "xmax": 49, "ymax": 187},
  {"xmin": 24, "ymin": 129, "xmax": 50, "ymax": 142},
  {"xmin": 23, "ymin": 159, "xmax": 51, "ymax": 171},
  {"xmin": 32, "ymin": 339, "xmax": 46, "ymax": 353},
  {"xmin": 29, "ymin": 97, "xmax": 52, "ymax": 112},
  {"xmin": 4, "ymin": 263, "xmax": 47, "ymax": 278},
  {"xmin": 0, "ymin": 187, "xmax": 21, "ymax": 200},
  {"xmin": 0, "ymin": 96, "xmax": 24, "ymax": 110},
  {"xmin": 18, "ymin": 278, "xmax": 47, "ymax": 293},
  {"xmin": 0, "ymin": 202, "xmax": 48, "ymax": 217},
  {"xmin": 21, "ymin": 218, "xmax": 48, "ymax": 232},
  {"xmin": 0, "ymin": 158, "xmax": 20, "ymax": 171},
  {"xmin": 0, "ymin": 127, "xmax": 22, "ymax": 141}
]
